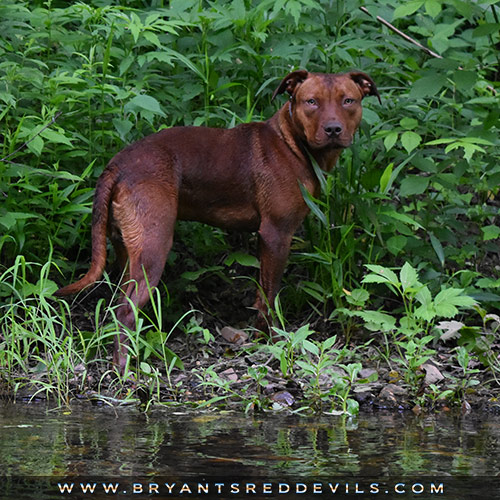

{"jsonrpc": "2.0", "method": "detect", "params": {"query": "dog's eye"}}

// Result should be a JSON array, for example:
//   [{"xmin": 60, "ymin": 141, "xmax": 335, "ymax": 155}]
[
  {"xmin": 306, "ymin": 98, "xmax": 317, "ymax": 106},
  {"xmin": 343, "ymin": 98, "xmax": 355, "ymax": 105}
]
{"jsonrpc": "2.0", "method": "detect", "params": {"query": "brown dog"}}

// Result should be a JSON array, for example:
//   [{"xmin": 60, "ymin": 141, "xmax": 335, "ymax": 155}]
[{"xmin": 55, "ymin": 70, "xmax": 380, "ymax": 372}]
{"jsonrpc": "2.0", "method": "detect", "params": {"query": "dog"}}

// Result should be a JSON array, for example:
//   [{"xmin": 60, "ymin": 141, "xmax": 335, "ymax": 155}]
[{"xmin": 55, "ymin": 69, "xmax": 380, "ymax": 372}]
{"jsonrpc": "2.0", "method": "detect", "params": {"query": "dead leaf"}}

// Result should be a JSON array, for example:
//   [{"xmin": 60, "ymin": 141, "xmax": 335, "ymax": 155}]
[
  {"xmin": 436, "ymin": 320, "xmax": 464, "ymax": 341},
  {"xmin": 220, "ymin": 326, "xmax": 248, "ymax": 345},
  {"xmin": 462, "ymin": 400, "xmax": 472, "ymax": 414},
  {"xmin": 484, "ymin": 314, "xmax": 500, "ymax": 331}
]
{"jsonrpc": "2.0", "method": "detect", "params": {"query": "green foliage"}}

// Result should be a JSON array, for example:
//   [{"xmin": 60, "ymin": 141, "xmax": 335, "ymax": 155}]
[
  {"xmin": 0, "ymin": 255, "xmax": 189, "ymax": 405},
  {"xmin": 0, "ymin": 256, "xmax": 84, "ymax": 405},
  {"xmin": 267, "ymin": 323, "xmax": 315, "ymax": 377},
  {"xmin": 0, "ymin": 0, "xmax": 498, "ymax": 290},
  {"xmin": 341, "ymin": 262, "xmax": 477, "ymax": 388},
  {"xmin": 341, "ymin": 262, "xmax": 476, "ymax": 336}
]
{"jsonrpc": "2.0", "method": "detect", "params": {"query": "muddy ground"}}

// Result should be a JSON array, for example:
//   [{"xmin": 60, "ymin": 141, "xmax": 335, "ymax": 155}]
[{"xmin": 6, "ymin": 273, "xmax": 500, "ymax": 416}]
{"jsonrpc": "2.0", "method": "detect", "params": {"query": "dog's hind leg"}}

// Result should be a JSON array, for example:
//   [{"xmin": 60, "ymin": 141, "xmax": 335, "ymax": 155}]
[
  {"xmin": 110, "ymin": 181, "xmax": 177, "ymax": 373},
  {"xmin": 254, "ymin": 218, "xmax": 295, "ymax": 335}
]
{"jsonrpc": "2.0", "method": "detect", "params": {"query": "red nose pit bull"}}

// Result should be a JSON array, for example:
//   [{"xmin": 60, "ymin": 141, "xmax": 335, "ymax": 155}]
[{"xmin": 55, "ymin": 70, "xmax": 380, "ymax": 373}]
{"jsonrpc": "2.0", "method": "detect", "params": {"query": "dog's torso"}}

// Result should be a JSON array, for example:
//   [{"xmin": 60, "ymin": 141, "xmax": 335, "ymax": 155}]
[{"xmin": 109, "ymin": 111, "xmax": 318, "ymax": 232}]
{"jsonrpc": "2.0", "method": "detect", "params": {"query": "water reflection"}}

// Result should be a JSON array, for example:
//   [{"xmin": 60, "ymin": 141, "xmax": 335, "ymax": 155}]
[{"xmin": 0, "ymin": 403, "xmax": 498, "ymax": 497}]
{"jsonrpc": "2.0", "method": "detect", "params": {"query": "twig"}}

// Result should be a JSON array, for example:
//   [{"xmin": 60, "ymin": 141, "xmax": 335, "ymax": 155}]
[
  {"xmin": 359, "ymin": 6, "xmax": 497, "ymax": 95},
  {"xmin": 0, "ymin": 111, "xmax": 63, "ymax": 163},
  {"xmin": 359, "ymin": 6, "xmax": 443, "ymax": 59}
]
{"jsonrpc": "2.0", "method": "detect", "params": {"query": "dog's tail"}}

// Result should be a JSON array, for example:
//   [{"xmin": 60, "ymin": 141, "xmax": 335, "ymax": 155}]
[{"xmin": 55, "ymin": 164, "xmax": 119, "ymax": 297}]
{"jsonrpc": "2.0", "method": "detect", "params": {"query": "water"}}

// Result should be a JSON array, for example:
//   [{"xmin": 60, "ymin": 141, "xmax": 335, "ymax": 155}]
[{"xmin": 0, "ymin": 402, "xmax": 498, "ymax": 499}]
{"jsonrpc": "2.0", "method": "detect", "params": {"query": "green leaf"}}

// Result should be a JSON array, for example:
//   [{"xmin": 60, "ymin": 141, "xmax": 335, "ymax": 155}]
[
  {"xmin": 143, "ymin": 31, "xmax": 161, "ymax": 48},
  {"xmin": 445, "ymin": 141, "xmax": 485, "ymax": 162},
  {"xmin": 181, "ymin": 266, "xmax": 224, "ymax": 281},
  {"xmin": 379, "ymin": 209, "xmax": 424, "ymax": 230},
  {"xmin": 379, "ymin": 162, "xmax": 394, "ymax": 193},
  {"xmin": 378, "ymin": 155, "xmax": 416, "ymax": 195},
  {"xmin": 0, "ymin": 213, "xmax": 16, "ymax": 230},
  {"xmin": 409, "ymin": 74, "xmax": 447, "ymax": 98},
  {"xmin": 414, "ymin": 304, "xmax": 436, "ymax": 322},
  {"xmin": 280, "ymin": 351, "xmax": 288, "ymax": 376},
  {"xmin": 399, "ymin": 117, "xmax": 418, "ymax": 130},
  {"xmin": 295, "ymin": 359, "xmax": 316, "ymax": 375},
  {"xmin": 428, "ymin": 136, "xmax": 493, "ymax": 147},
  {"xmin": 429, "ymin": 232, "xmax": 445, "ymax": 267},
  {"xmin": 113, "ymin": 118, "xmax": 133, "ymax": 141},
  {"xmin": 456, "ymin": 346, "xmax": 471, "ymax": 372},
  {"xmin": 399, "ymin": 175, "xmax": 429, "ymax": 197},
  {"xmin": 26, "ymin": 135, "xmax": 44, "ymax": 156},
  {"xmin": 322, "ymin": 335, "xmax": 337, "ymax": 351},
  {"xmin": 434, "ymin": 288, "xmax": 475, "ymax": 317},
  {"xmin": 481, "ymin": 225, "xmax": 500, "ymax": 241},
  {"xmin": 140, "ymin": 362, "xmax": 152, "ymax": 374},
  {"xmin": 386, "ymin": 235, "xmax": 407, "ymax": 256},
  {"xmin": 453, "ymin": 70, "xmax": 477, "ymax": 92},
  {"xmin": 364, "ymin": 265, "xmax": 399, "ymax": 285},
  {"xmin": 384, "ymin": 132, "xmax": 398, "ymax": 152},
  {"xmin": 362, "ymin": 274, "xmax": 393, "ymax": 285},
  {"xmin": 425, "ymin": 0, "xmax": 442, "ymax": 18},
  {"xmin": 393, "ymin": 0, "xmax": 425, "ymax": 19},
  {"xmin": 401, "ymin": 131, "xmax": 422, "ymax": 154},
  {"xmin": 473, "ymin": 23, "xmax": 500, "ymax": 37},
  {"xmin": 426, "ymin": 137, "xmax": 493, "ymax": 162},
  {"xmin": 292, "ymin": 324, "xmax": 313, "ymax": 346},
  {"xmin": 345, "ymin": 288, "xmax": 369, "ymax": 307},
  {"xmin": 345, "ymin": 398, "xmax": 359, "ymax": 416},
  {"xmin": 400, "ymin": 262, "xmax": 419, "ymax": 292},
  {"xmin": 125, "ymin": 94, "xmax": 166, "ymax": 117},
  {"xmin": 41, "ymin": 129, "xmax": 72, "ymax": 146},
  {"xmin": 224, "ymin": 252, "xmax": 259, "ymax": 268},
  {"xmin": 302, "ymin": 339, "xmax": 319, "ymax": 356},
  {"xmin": 0, "ymin": 212, "xmax": 36, "ymax": 230},
  {"xmin": 415, "ymin": 286, "xmax": 432, "ymax": 307},
  {"xmin": 356, "ymin": 310, "xmax": 397, "ymax": 332},
  {"xmin": 300, "ymin": 183, "xmax": 327, "ymax": 226},
  {"xmin": 24, "ymin": 278, "xmax": 59, "ymax": 297}
]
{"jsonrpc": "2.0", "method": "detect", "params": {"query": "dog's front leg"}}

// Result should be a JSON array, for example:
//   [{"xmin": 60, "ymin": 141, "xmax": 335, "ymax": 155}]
[{"xmin": 254, "ymin": 219, "xmax": 294, "ymax": 334}]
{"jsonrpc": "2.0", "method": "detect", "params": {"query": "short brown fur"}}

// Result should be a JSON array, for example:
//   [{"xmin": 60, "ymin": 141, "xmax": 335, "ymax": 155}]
[{"xmin": 55, "ymin": 70, "xmax": 380, "ymax": 372}]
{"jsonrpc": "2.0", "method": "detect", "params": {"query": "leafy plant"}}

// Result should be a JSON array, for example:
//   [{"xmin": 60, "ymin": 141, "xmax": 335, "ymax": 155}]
[
  {"xmin": 341, "ymin": 262, "xmax": 476, "ymax": 388},
  {"xmin": 267, "ymin": 324, "xmax": 315, "ymax": 378},
  {"xmin": 296, "ymin": 332, "xmax": 363, "ymax": 415}
]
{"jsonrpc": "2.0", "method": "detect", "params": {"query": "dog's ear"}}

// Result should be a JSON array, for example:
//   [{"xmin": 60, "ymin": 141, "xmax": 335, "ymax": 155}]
[
  {"xmin": 349, "ymin": 72, "xmax": 381, "ymax": 104},
  {"xmin": 272, "ymin": 70, "xmax": 309, "ymax": 101}
]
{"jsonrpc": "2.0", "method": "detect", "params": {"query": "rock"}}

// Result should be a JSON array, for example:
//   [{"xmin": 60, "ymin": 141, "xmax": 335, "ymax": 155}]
[
  {"xmin": 270, "ymin": 391, "xmax": 295, "ymax": 407},
  {"xmin": 378, "ymin": 383, "xmax": 407, "ymax": 408},
  {"xmin": 220, "ymin": 368, "xmax": 239, "ymax": 382},
  {"xmin": 420, "ymin": 363, "xmax": 444, "ymax": 385},
  {"xmin": 359, "ymin": 368, "xmax": 378, "ymax": 380}
]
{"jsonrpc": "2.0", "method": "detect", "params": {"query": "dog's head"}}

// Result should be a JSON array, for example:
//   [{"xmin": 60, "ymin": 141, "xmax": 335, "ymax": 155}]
[{"xmin": 272, "ymin": 70, "xmax": 380, "ymax": 150}]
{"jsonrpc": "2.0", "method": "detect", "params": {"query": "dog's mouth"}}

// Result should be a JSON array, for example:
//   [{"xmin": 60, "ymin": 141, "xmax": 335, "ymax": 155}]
[{"xmin": 308, "ymin": 134, "xmax": 353, "ymax": 150}]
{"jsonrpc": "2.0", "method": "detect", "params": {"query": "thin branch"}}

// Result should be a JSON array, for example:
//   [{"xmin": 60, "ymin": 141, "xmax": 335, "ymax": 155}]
[
  {"xmin": 0, "ymin": 111, "xmax": 63, "ymax": 163},
  {"xmin": 359, "ymin": 6, "xmax": 497, "ymax": 95},
  {"xmin": 359, "ymin": 6, "xmax": 443, "ymax": 59}
]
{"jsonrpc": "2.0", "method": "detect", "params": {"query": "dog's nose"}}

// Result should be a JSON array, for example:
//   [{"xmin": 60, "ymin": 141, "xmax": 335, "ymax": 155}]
[{"xmin": 324, "ymin": 121, "xmax": 343, "ymax": 137}]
